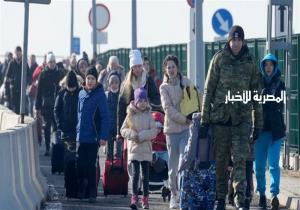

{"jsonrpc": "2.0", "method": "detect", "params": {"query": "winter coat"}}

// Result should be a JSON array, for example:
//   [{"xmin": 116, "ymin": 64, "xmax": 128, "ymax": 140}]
[
  {"xmin": 28, "ymin": 62, "xmax": 38, "ymax": 85},
  {"xmin": 35, "ymin": 66, "xmax": 63, "ymax": 114},
  {"xmin": 159, "ymin": 75, "xmax": 191, "ymax": 134},
  {"xmin": 117, "ymin": 70, "xmax": 161, "ymax": 135},
  {"xmin": 28, "ymin": 65, "xmax": 44, "ymax": 98},
  {"xmin": 106, "ymin": 90, "xmax": 119, "ymax": 136},
  {"xmin": 54, "ymin": 86, "xmax": 80, "ymax": 140},
  {"xmin": 260, "ymin": 53, "xmax": 286, "ymax": 140},
  {"xmin": 121, "ymin": 102, "xmax": 157, "ymax": 162},
  {"xmin": 201, "ymin": 44, "xmax": 263, "ymax": 128},
  {"xmin": 4, "ymin": 59, "xmax": 30, "ymax": 113},
  {"xmin": 151, "ymin": 131, "xmax": 167, "ymax": 151},
  {"xmin": 77, "ymin": 84, "xmax": 109, "ymax": 143}
]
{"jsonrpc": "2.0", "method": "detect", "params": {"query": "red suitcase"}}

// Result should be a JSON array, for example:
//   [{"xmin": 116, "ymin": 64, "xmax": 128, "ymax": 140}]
[{"xmin": 102, "ymin": 140, "xmax": 129, "ymax": 196}]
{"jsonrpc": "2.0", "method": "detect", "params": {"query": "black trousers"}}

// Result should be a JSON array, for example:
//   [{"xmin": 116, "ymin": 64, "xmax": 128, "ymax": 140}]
[
  {"xmin": 131, "ymin": 160, "xmax": 150, "ymax": 197},
  {"xmin": 77, "ymin": 143, "xmax": 98, "ymax": 198},
  {"xmin": 42, "ymin": 108, "xmax": 56, "ymax": 151}
]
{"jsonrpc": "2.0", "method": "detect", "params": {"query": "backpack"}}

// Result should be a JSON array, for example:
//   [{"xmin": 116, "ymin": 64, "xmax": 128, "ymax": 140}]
[{"xmin": 180, "ymin": 84, "xmax": 201, "ymax": 120}]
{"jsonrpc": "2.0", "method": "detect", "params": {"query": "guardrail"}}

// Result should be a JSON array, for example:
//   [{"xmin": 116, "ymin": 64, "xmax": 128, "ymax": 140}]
[{"xmin": 0, "ymin": 105, "xmax": 47, "ymax": 210}]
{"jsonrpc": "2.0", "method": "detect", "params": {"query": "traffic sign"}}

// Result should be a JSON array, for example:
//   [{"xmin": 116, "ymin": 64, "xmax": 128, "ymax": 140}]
[
  {"xmin": 187, "ymin": 0, "xmax": 195, "ymax": 8},
  {"xmin": 212, "ymin": 8, "xmax": 233, "ymax": 37},
  {"xmin": 4, "ymin": 0, "xmax": 51, "ymax": 4},
  {"xmin": 275, "ymin": 5, "xmax": 288, "ymax": 37},
  {"xmin": 72, "ymin": 37, "xmax": 80, "ymax": 55},
  {"xmin": 89, "ymin": 3, "xmax": 110, "ymax": 31},
  {"xmin": 91, "ymin": 31, "xmax": 107, "ymax": 44}
]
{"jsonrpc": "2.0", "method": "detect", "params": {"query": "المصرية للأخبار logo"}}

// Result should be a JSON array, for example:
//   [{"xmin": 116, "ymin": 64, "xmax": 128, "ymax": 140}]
[{"xmin": 225, "ymin": 90, "xmax": 286, "ymax": 104}]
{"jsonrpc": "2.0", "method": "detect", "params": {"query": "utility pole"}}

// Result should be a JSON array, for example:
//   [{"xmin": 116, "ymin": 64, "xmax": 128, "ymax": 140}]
[
  {"xmin": 92, "ymin": 0, "xmax": 97, "ymax": 55},
  {"xmin": 194, "ymin": 0, "xmax": 204, "ymax": 93},
  {"xmin": 20, "ymin": 0, "xmax": 30, "ymax": 123},
  {"xmin": 131, "ymin": 0, "xmax": 137, "ymax": 49},
  {"xmin": 70, "ymin": 0, "xmax": 74, "ymax": 55}
]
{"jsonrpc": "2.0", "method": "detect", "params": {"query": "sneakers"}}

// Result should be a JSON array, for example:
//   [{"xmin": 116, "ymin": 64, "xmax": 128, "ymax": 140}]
[
  {"xmin": 130, "ymin": 195, "xmax": 138, "ymax": 210},
  {"xmin": 141, "ymin": 196, "xmax": 149, "ymax": 209},
  {"xmin": 216, "ymin": 199, "xmax": 226, "ymax": 210},
  {"xmin": 169, "ymin": 194, "xmax": 179, "ymax": 209},
  {"xmin": 271, "ymin": 196, "xmax": 279, "ymax": 210},
  {"xmin": 259, "ymin": 195, "xmax": 267, "ymax": 209}
]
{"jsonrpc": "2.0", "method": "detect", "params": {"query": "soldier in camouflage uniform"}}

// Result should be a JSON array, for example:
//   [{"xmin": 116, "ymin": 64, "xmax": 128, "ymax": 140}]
[{"xmin": 200, "ymin": 25, "xmax": 263, "ymax": 210}]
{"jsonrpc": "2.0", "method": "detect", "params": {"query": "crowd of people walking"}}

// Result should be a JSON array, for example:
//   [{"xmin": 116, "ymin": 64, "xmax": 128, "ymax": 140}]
[{"xmin": 0, "ymin": 25, "xmax": 285, "ymax": 210}]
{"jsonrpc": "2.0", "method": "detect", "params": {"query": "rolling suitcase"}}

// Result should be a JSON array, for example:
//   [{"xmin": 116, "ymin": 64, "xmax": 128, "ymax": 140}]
[
  {"xmin": 64, "ymin": 142, "xmax": 78, "ymax": 198},
  {"xmin": 179, "ymin": 117, "xmax": 216, "ymax": 210},
  {"xmin": 102, "ymin": 140, "xmax": 129, "ymax": 196}
]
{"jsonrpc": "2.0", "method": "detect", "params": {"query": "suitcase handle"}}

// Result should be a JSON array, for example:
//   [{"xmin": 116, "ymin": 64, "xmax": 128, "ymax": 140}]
[{"xmin": 110, "ymin": 137, "xmax": 125, "ymax": 170}]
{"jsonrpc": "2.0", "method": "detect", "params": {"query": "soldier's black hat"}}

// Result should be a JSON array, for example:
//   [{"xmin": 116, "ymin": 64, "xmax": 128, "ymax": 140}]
[{"xmin": 228, "ymin": 25, "xmax": 244, "ymax": 41}]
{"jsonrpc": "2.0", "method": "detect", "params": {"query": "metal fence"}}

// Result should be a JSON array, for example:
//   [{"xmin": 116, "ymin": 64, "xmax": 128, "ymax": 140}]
[{"xmin": 98, "ymin": 34, "xmax": 300, "ymax": 153}]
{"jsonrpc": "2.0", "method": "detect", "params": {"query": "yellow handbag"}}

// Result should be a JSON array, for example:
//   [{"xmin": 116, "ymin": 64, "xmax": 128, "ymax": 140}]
[{"xmin": 180, "ymin": 84, "xmax": 201, "ymax": 119}]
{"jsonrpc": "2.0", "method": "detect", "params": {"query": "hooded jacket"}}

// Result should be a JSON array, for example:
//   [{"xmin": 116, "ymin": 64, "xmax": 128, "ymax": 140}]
[
  {"xmin": 77, "ymin": 84, "xmax": 109, "ymax": 143},
  {"xmin": 98, "ymin": 65, "xmax": 125, "ymax": 91},
  {"xmin": 159, "ymin": 74, "xmax": 191, "ymax": 134},
  {"xmin": 260, "ymin": 53, "xmax": 286, "ymax": 140},
  {"xmin": 54, "ymin": 79, "xmax": 80, "ymax": 140},
  {"xmin": 120, "ymin": 102, "xmax": 157, "ymax": 162}
]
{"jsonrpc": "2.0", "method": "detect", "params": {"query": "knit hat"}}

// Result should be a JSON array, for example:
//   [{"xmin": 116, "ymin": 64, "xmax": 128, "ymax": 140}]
[
  {"xmin": 134, "ymin": 87, "xmax": 148, "ymax": 105},
  {"xmin": 228, "ymin": 25, "xmax": 244, "ymax": 42},
  {"xmin": 66, "ymin": 70, "xmax": 78, "ymax": 88},
  {"xmin": 129, "ymin": 49, "xmax": 143, "ymax": 69},
  {"xmin": 108, "ymin": 56, "xmax": 119, "ymax": 66},
  {"xmin": 85, "ymin": 66, "xmax": 98, "ymax": 79},
  {"xmin": 46, "ymin": 53, "xmax": 56, "ymax": 63}
]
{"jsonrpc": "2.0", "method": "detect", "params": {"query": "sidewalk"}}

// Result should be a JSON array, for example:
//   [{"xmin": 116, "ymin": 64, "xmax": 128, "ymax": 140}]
[
  {"xmin": 263, "ymin": 170, "xmax": 300, "ymax": 210},
  {"xmin": 39, "ymin": 144, "xmax": 296, "ymax": 210}
]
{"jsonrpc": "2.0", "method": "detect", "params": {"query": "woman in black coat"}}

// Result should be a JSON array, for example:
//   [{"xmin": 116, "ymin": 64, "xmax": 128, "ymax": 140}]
[{"xmin": 54, "ymin": 70, "xmax": 80, "ymax": 141}]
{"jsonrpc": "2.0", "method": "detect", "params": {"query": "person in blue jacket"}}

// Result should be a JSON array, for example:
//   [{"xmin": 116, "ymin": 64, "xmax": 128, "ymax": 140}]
[
  {"xmin": 255, "ymin": 53, "xmax": 286, "ymax": 210},
  {"xmin": 76, "ymin": 66, "xmax": 109, "ymax": 203}
]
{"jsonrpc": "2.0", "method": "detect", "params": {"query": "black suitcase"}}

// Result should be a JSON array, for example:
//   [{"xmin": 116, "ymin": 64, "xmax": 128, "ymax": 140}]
[
  {"xmin": 64, "ymin": 145, "xmax": 78, "ymax": 198},
  {"xmin": 51, "ymin": 131, "xmax": 65, "ymax": 174}
]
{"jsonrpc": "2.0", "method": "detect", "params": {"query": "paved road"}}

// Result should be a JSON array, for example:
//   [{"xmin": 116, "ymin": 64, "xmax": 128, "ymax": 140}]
[{"xmin": 39, "ymin": 146, "xmax": 287, "ymax": 210}]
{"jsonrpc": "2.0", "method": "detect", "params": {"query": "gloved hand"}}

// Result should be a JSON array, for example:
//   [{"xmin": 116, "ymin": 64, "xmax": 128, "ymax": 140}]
[{"xmin": 199, "ymin": 123, "xmax": 209, "ymax": 139}]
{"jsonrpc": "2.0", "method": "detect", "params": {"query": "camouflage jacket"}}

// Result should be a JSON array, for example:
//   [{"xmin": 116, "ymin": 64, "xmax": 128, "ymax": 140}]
[{"xmin": 201, "ymin": 45, "xmax": 263, "ymax": 128}]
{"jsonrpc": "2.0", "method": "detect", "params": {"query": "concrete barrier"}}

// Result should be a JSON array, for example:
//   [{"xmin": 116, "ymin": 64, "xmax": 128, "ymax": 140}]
[{"xmin": 0, "ymin": 106, "xmax": 47, "ymax": 210}]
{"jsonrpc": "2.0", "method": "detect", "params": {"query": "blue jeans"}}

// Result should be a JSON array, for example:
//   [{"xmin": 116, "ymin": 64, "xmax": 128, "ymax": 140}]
[
  {"xmin": 254, "ymin": 131, "xmax": 282, "ymax": 197},
  {"xmin": 166, "ymin": 129, "xmax": 189, "ymax": 195}
]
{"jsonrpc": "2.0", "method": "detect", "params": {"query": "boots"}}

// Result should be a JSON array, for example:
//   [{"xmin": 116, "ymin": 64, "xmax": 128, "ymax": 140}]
[
  {"xmin": 141, "ymin": 196, "xmax": 149, "ymax": 209},
  {"xmin": 130, "ymin": 194, "xmax": 138, "ymax": 210}
]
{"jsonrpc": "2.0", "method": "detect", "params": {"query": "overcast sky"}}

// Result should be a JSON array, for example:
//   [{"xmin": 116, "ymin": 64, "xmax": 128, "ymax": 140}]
[{"xmin": 0, "ymin": 0, "xmax": 299, "ymax": 61}]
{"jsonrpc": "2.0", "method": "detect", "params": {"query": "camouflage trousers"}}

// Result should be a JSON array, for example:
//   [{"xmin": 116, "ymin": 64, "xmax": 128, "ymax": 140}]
[{"xmin": 212, "ymin": 121, "xmax": 251, "ymax": 205}]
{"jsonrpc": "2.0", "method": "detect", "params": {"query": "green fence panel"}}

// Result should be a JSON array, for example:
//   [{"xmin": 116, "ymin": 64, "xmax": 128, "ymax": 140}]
[{"xmin": 98, "ymin": 34, "xmax": 299, "ymax": 152}]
